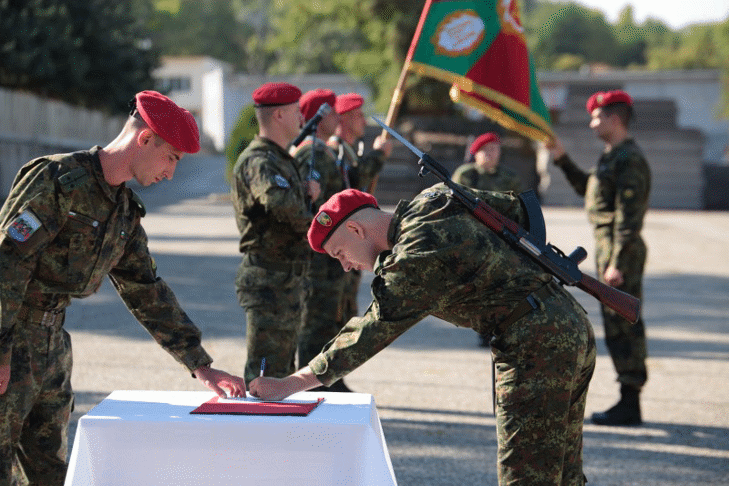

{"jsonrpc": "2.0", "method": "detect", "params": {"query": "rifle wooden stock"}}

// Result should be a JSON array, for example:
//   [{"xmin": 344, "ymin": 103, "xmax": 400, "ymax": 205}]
[
  {"xmin": 576, "ymin": 273, "xmax": 641, "ymax": 323},
  {"xmin": 473, "ymin": 194, "xmax": 641, "ymax": 324}
]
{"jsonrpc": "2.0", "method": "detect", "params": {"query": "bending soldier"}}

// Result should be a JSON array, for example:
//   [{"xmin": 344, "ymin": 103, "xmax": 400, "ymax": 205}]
[
  {"xmin": 0, "ymin": 91, "xmax": 246, "ymax": 486},
  {"xmin": 251, "ymin": 186, "xmax": 596, "ymax": 485}
]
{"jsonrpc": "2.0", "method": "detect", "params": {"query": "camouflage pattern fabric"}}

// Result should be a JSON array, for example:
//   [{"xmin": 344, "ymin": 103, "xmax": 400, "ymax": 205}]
[
  {"xmin": 554, "ymin": 138, "xmax": 650, "ymax": 389},
  {"xmin": 308, "ymin": 183, "xmax": 596, "ymax": 485},
  {"xmin": 236, "ymin": 257, "xmax": 307, "ymax": 383},
  {"xmin": 231, "ymin": 136, "xmax": 313, "ymax": 382},
  {"xmin": 327, "ymin": 136, "xmax": 385, "ymax": 193},
  {"xmin": 293, "ymin": 139, "xmax": 349, "ymax": 369},
  {"xmin": 0, "ymin": 318, "xmax": 72, "ymax": 486},
  {"xmin": 451, "ymin": 163, "xmax": 522, "ymax": 194},
  {"xmin": 0, "ymin": 147, "xmax": 214, "ymax": 485}
]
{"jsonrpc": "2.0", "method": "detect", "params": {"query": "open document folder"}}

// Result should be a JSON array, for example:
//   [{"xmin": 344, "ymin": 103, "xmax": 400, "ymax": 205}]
[{"xmin": 190, "ymin": 394, "xmax": 324, "ymax": 416}]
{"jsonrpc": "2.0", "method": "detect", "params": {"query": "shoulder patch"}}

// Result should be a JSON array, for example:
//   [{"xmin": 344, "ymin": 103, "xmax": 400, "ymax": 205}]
[
  {"xmin": 129, "ymin": 190, "xmax": 147, "ymax": 217},
  {"xmin": 58, "ymin": 167, "xmax": 88, "ymax": 192},
  {"xmin": 7, "ymin": 210, "xmax": 42, "ymax": 242},
  {"xmin": 274, "ymin": 174, "xmax": 290, "ymax": 188}
]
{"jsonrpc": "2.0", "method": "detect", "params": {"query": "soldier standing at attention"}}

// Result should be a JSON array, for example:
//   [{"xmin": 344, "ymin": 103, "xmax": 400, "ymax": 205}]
[
  {"xmin": 231, "ymin": 82, "xmax": 320, "ymax": 384},
  {"xmin": 251, "ymin": 187, "xmax": 597, "ymax": 485},
  {"xmin": 292, "ymin": 89, "xmax": 353, "ymax": 392},
  {"xmin": 452, "ymin": 132, "xmax": 522, "ymax": 194},
  {"xmin": 326, "ymin": 93, "xmax": 392, "ymax": 353},
  {"xmin": 0, "ymin": 90, "xmax": 246, "ymax": 486},
  {"xmin": 548, "ymin": 90, "xmax": 650, "ymax": 426}
]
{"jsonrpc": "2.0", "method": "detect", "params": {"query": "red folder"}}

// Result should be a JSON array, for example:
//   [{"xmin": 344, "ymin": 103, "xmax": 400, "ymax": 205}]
[{"xmin": 190, "ymin": 396, "xmax": 324, "ymax": 416}]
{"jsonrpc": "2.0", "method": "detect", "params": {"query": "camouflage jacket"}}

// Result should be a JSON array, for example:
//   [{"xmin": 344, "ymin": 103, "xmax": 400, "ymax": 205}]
[
  {"xmin": 554, "ymin": 138, "xmax": 651, "ymax": 269},
  {"xmin": 294, "ymin": 136, "xmax": 349, "ymax": 277},
  {"xmin": 0, "ymin": 147, "xmax": 212, "ymax": 371},
  {"xmin": 231, "ymin": 136, "xmax": 312, "ymax": 263},
  {"xmin": 308, "ymin": 183, "xmax": 555, "ymax": 385},
  {"xmin": 451, "ymin": 163, "xmax": 522, "ymax": 194},
  {"xmin": 293, "ymin": 136, "xmax": 347, "ymax": 211},
  {"xmin": 327, "ymin": 136, "xmax": 385, "ymax": 193}
]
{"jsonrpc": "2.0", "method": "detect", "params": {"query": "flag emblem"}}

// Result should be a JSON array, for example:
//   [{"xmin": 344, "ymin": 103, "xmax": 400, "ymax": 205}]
[
  {"xmin": 7, "ymin": 210, "xmax": 41, "ymax": 242},
  {"xmin": 432, "ymin": 10, "xmax": 485, "ymax": 56}
]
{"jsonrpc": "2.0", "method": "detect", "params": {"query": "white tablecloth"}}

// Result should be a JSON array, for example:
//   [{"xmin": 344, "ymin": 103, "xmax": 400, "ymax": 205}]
[{"xmin": 65, "ymin": 390, "xmax": 397, "ymax": 486}]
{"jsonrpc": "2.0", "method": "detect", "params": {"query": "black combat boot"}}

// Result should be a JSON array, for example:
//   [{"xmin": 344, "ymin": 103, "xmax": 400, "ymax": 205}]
[{"xmin": 591, "ymin": 385, "xmax": 642, "ymax": 426}]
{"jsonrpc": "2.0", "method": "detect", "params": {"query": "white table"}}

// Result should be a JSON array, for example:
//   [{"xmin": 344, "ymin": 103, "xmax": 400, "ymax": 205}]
[{"xmin": 65, "ymin": 390, "xmax": 397, "ymax": 486}]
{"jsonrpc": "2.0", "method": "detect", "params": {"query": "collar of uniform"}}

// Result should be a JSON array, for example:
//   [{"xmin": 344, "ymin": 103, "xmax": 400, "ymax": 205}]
[
  {"xmin": 87, "ymin": 145, "xmax": 123, "ymax": 202},
  {"xmin": 602, "ymin": 137, "xmax": 634, "ymax": 159},
  {"xmin": 386, "ymin": 199, "xmax": 410, "ymax": 248},
  {"xmin": 252, "ymin": 135, "xmax": 295, "ymax": 160}
]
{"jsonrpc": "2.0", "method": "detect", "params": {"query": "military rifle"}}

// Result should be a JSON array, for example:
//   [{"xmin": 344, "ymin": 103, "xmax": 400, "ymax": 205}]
[{"xmin": 372, "ymin": 117, "xmax": 640, "ymax": 324}]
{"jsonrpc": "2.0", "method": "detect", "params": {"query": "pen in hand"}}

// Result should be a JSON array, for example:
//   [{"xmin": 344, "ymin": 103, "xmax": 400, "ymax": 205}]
[{"xmin": 260, "ymin": 358, "xmax": 266, "ymax": 378}]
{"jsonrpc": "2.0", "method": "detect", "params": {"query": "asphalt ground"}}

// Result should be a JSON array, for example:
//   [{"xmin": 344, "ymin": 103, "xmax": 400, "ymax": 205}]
[{"xmin": 65, "ymin": 153, "xmax": 729, "ymax": 485}]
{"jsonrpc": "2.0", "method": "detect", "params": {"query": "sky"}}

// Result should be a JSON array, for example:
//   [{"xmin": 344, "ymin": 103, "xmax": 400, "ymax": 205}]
[{"xmin": 572, "ymin": 0, "xmax": 729, "ymax": 29}]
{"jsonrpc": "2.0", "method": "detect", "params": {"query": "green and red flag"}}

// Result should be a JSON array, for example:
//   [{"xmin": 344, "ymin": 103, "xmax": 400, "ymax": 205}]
[{"xmin": 404, "ymin": 0, "xmax": 553, "ymax": 141}]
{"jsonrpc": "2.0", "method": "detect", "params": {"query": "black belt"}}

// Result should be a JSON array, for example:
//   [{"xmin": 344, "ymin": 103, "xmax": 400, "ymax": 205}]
[
  {"xmin": 493, "ymin": 283, "xmax": 557, "ymax": 336},
  {"xmin": 246, "ymin": 253, "xmax": 307, "ymax": 274},
  {"xmin": 18, "ymin": 306, "xmax": 65, "ymax": 328}
]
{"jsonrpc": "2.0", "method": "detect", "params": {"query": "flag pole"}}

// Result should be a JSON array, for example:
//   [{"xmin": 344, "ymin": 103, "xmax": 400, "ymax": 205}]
[{"xmin": 369, "ymin": 0, "xmax": 434, "ymax": 194}]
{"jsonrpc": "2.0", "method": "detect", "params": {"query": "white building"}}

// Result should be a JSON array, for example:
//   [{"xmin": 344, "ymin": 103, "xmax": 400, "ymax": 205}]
[{"xmin": 153, "ymin": 56, "xmax": 372, "ymax": 152}]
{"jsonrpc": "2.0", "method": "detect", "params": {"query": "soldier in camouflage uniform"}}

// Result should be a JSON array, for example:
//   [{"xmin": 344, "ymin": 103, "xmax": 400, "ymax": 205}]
[
  {"xmin": 452, "ymin": 132, "xmax": 522, "ymax": 194},
  {"xmin": 251, "ymin": 186, "xmax": 597, "ymax": 485},
  {"xmin": 548, "ymin": 90, "xmax": 650, "ymax": 426},
  {"xmin": 291, "ymin": 89, "xmax": 353, "ymax": 392},
  {"xmin": 231, "ymin": 82, "xmax": 320, "ymax": 384},
  {"xmin": 453, "ymin": 131, "xmax": 522, "ymax": 347},
  {"xmin": 326, "ymin": 93, "xmax": 392, "ymax": 358},
  {"xmin": 0, "ymin": 91, "xmax": 246, "ymax": 486}
]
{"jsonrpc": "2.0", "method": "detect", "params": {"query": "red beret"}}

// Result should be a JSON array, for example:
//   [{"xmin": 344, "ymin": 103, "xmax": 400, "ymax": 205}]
[
  {"xmin": 586, "ymin": 90, "xmax": 633, "ymax": 113},
  {"xmin": 308, "ymin": 189, "xmax": 379, "ymax": 253},
  {"xmin": 300, "ymin": 89, "xmax": 337, "ymax": 121},
  {"xmin": 469, "ymin": 132, "xmax": 501, "ymax": 155},
  {"xmin": 252, "ymin": 82, "xmax": 302, "ymax": 107},
  {"xmin": 135, "ymin": 90, "xmax": 200, "ymax": 153},
  {"xmin": 335, "ymin": 93, "xmax": 364, "ymax": 114}
]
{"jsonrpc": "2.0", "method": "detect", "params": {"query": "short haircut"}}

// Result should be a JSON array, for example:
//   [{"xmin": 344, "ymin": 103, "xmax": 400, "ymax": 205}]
[
  {"xmin": 127, "ymin": 111, "xmax": 164, "ymax": 147},
  {"xmin": 602, "ymin": 102, "xmax": 633, "ymax": 127}
]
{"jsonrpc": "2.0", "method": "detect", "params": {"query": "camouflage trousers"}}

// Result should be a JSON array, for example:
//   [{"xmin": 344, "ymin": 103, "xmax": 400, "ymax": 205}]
[
  {"xmin": 236, "ymin": 256, "xmax": 307, "ymax": 383},
  {"xmin": 491, "ymin": 283, "xmax": 596, "ymax": 485},
  {"xmin": 298, "ymin": 254, "xmax": 348, "ymax": 369},
  {"xmin": 596, "ymin": 236, "xmax": 648, "ymax": 389},
  {"xmin": 0, "ymin": 314, "xmax": 73, "ymax": 486}
]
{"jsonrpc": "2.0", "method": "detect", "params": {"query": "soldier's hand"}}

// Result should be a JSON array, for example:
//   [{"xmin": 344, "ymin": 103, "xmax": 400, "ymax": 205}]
[
  {"xmin": 546, "ymin": 136, "xmax": 566, "ymax": 160},
  {"xmin": 307, "ymin": 180, "xmax": 321, "ymax": 202},
  {"xmin": 373, "ymin": 135, "xmax": 393, "ymax": 158},
  {"xmin": 249, "ymin": 377, "xmax": 292, "ymax": 402},
  {"xmin": 193, "ymin": 366, "xmax": 247, "ymax": 398},
  {"xmin": 0, "ymin": 364, "xmax": 10, "ymax": 395},
  {"xmin": 603, "ymin": 266, "xmax": 624, "ymax": 287}
]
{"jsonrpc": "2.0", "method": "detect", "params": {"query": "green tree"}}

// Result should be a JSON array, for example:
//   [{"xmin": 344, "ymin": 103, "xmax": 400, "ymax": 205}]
[
  {"xmin": 528, "ymin": 2, "xmax": 619, "ymax": 68},
  {"xmin": 0, "ymin": 0, "xmax": 159, "ymax": 112}
]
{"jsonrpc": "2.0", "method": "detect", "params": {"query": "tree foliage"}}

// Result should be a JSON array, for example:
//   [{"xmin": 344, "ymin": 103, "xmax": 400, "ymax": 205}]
[
  {"xmin": 0, "ymin": 0, "xmax": 159, "ymax": 112},
  {"xmin": 3, "ymin": 0, "xmax": 728, "ymax": 116}
]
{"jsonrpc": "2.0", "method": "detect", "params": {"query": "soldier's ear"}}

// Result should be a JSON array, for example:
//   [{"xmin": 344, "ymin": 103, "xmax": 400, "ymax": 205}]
[
  {"xmin": 137, "ymin": 128, "xmax": 155, "ymax": 148},
  {"xmin": 344, "ymin": 220, "xmax": 366, "ymax": 240}
]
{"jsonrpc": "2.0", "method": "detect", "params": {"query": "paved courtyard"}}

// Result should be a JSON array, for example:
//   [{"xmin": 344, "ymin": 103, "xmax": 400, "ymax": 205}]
[{"xmin": 65, "ymin": 154, "xmax": 729, "ymax": 485}]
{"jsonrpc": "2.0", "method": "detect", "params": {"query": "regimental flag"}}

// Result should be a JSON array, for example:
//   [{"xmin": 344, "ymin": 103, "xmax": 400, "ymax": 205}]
[{"xmin": 405, "ymin": 0, "xmax": 553, "ymax": 141}]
